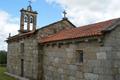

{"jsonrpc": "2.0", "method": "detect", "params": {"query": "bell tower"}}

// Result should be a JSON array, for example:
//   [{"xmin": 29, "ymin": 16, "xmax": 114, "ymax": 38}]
[{"xmin": 19, "ymin": 2, "xmax": 38, "ymax": 33}]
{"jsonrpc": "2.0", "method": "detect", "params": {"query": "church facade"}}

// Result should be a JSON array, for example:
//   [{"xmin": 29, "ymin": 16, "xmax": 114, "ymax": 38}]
[{"xmin": 7, "ymin": 5, "xmax": 120, "ymax": 80}]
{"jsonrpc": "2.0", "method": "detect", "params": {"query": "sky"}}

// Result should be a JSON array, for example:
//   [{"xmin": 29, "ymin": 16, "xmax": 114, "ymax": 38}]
[{"xmin": 1, "ymin": 0, "xmax": 120, "ymax": 50}]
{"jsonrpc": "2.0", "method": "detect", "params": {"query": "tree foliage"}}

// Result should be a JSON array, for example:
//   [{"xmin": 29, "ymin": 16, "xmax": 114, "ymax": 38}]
[{"xmin": 0, "ymin": 50, "xmax": 7, "ymax": 64}]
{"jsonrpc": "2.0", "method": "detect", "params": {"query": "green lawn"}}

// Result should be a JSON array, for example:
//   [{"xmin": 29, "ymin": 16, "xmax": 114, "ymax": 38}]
[{"xmin": 0, "ymin": 66, "xmax": 16, "ymax": 80}]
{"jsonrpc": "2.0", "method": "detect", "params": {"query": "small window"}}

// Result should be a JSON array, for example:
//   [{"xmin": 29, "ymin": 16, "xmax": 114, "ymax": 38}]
[
  {"xmin": 21, "ymin": 43, "xmax": 24, "ymax": 53},
  {"xmin": 76, "ymin": 50, "xmax": 83, "ymax": 63}
]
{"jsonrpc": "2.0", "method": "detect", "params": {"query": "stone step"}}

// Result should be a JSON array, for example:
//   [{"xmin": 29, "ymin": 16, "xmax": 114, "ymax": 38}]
[{"xmin": 5, "ymin": 72, "xmax": 29, "ymax": 80}]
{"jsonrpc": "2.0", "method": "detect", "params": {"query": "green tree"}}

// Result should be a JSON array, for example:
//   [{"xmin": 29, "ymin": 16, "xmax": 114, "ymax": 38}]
[{"xmin": 0, "ymin": 50, "xmax": 7, "ymax": 65}]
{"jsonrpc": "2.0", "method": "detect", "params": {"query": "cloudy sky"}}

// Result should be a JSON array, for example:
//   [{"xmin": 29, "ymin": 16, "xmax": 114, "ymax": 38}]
[{"xmin": 0, "ymin": 0, "xmax": 120, "ymax": 50}]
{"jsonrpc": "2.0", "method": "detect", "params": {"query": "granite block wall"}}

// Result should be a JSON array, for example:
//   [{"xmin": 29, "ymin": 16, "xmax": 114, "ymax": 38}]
[
  {"xmin": 42, "ymin": 41, "xmax": 113, "ymax": 80},
  {"xmin": 7, "ymin": 36, "xmax": 39, "ymax": 80},
  {"xmin": 104, "ymin": 25, "xmax": 120, "ymax": 80}
]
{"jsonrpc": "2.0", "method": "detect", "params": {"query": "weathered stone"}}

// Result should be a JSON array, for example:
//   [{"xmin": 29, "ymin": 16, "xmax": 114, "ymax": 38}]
[
  {"xmin": 97, "ymin": 52, "xmax": 107, "ymax": 59},
  {"xmin": 68, "ymin": 76, "xmax": 75, "ymax": 80},
  {"xmin": 76, "ymin": 71, "xmax": 83, "ymax": 79},
  {"xmin": 84, "ymin": 73, "xmax": 98, "ymax": 80},
  {"xmin": 98, "ymin": 75, "xmax": 114, "ymax": 80}
]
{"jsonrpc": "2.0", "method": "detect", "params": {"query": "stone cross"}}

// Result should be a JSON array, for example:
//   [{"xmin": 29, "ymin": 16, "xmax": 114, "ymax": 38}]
[{"xmin": 63, "ymin": 10, "xmax": 67, "ymax": 19}]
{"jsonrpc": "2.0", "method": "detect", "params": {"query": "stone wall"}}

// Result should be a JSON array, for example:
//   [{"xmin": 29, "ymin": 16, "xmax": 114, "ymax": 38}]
[
  {"xmin": 7, "ymin": 42, "xmax": 21, "ymax": 75},
  {"xmin": 7, "ymin": 36, "xmax": 39, "ymax": 80},
  {"xmin": 23, "ymin": 36, "xmax": 39, "ymax": 79},
  {"xmin": 37, "ymin": 19, "xmax": 75, "ymax": 39},
  {"xmin": 104, "ymin": 24, "xmax": 120, "ymax": 80},
  {"xmin": 43, "ymin": 40, "xmax": 107, "ymax": 80}
]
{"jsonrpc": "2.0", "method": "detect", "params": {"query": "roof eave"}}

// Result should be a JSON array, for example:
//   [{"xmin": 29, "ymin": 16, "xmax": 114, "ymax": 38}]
[{"xmin": 39, "ymin": 34, "xmax": 103, "ymax": 44}]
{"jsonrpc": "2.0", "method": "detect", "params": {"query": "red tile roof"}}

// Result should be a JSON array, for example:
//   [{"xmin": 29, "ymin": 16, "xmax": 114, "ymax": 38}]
[{"xmin": 40, "ymin": 18, "xmax": 118, "ymax": 43}]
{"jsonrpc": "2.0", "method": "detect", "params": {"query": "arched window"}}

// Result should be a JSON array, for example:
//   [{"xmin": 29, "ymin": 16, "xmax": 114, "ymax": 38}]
[
  {"xmin": 24, "ymin": 15, "xmax": 28, "ymax": 30},
  {"xmin": 30, "ymin": 16, "xmax": 33, "ymax": 23},
  {"xmin": 24, "ymin": 15, "xmax": 28, "ymax": 22},
  {"xmin": 30, "ymin": 16, "xmax": 33, "ymax": 30}
]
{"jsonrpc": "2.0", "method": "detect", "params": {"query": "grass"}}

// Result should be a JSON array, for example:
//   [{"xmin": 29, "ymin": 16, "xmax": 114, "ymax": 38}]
[{"xmin": 0, "ymin": 66, "xmax": 16, "ymax": 80}]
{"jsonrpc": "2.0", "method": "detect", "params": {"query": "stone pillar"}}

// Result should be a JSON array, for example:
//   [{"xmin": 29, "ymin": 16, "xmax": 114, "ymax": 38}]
[
  {"xmin": 20, "ymin": 11, "xmax": 24, "ymax": 33},
  {"xmin": 27, "ymin": 15, "xmax": 30, "ymax": 31}
]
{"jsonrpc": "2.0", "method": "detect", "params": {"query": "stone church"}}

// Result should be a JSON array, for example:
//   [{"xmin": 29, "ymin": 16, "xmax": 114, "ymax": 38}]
[{"xmin": 6, "ymin": 4, "xmax": 120, "ymax": 80}]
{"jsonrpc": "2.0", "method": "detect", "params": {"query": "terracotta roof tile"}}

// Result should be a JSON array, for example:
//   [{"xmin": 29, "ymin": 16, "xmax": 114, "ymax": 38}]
[{"xmin": 40, "ymin": 18, "xmax": 118, "ymax": 43}]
